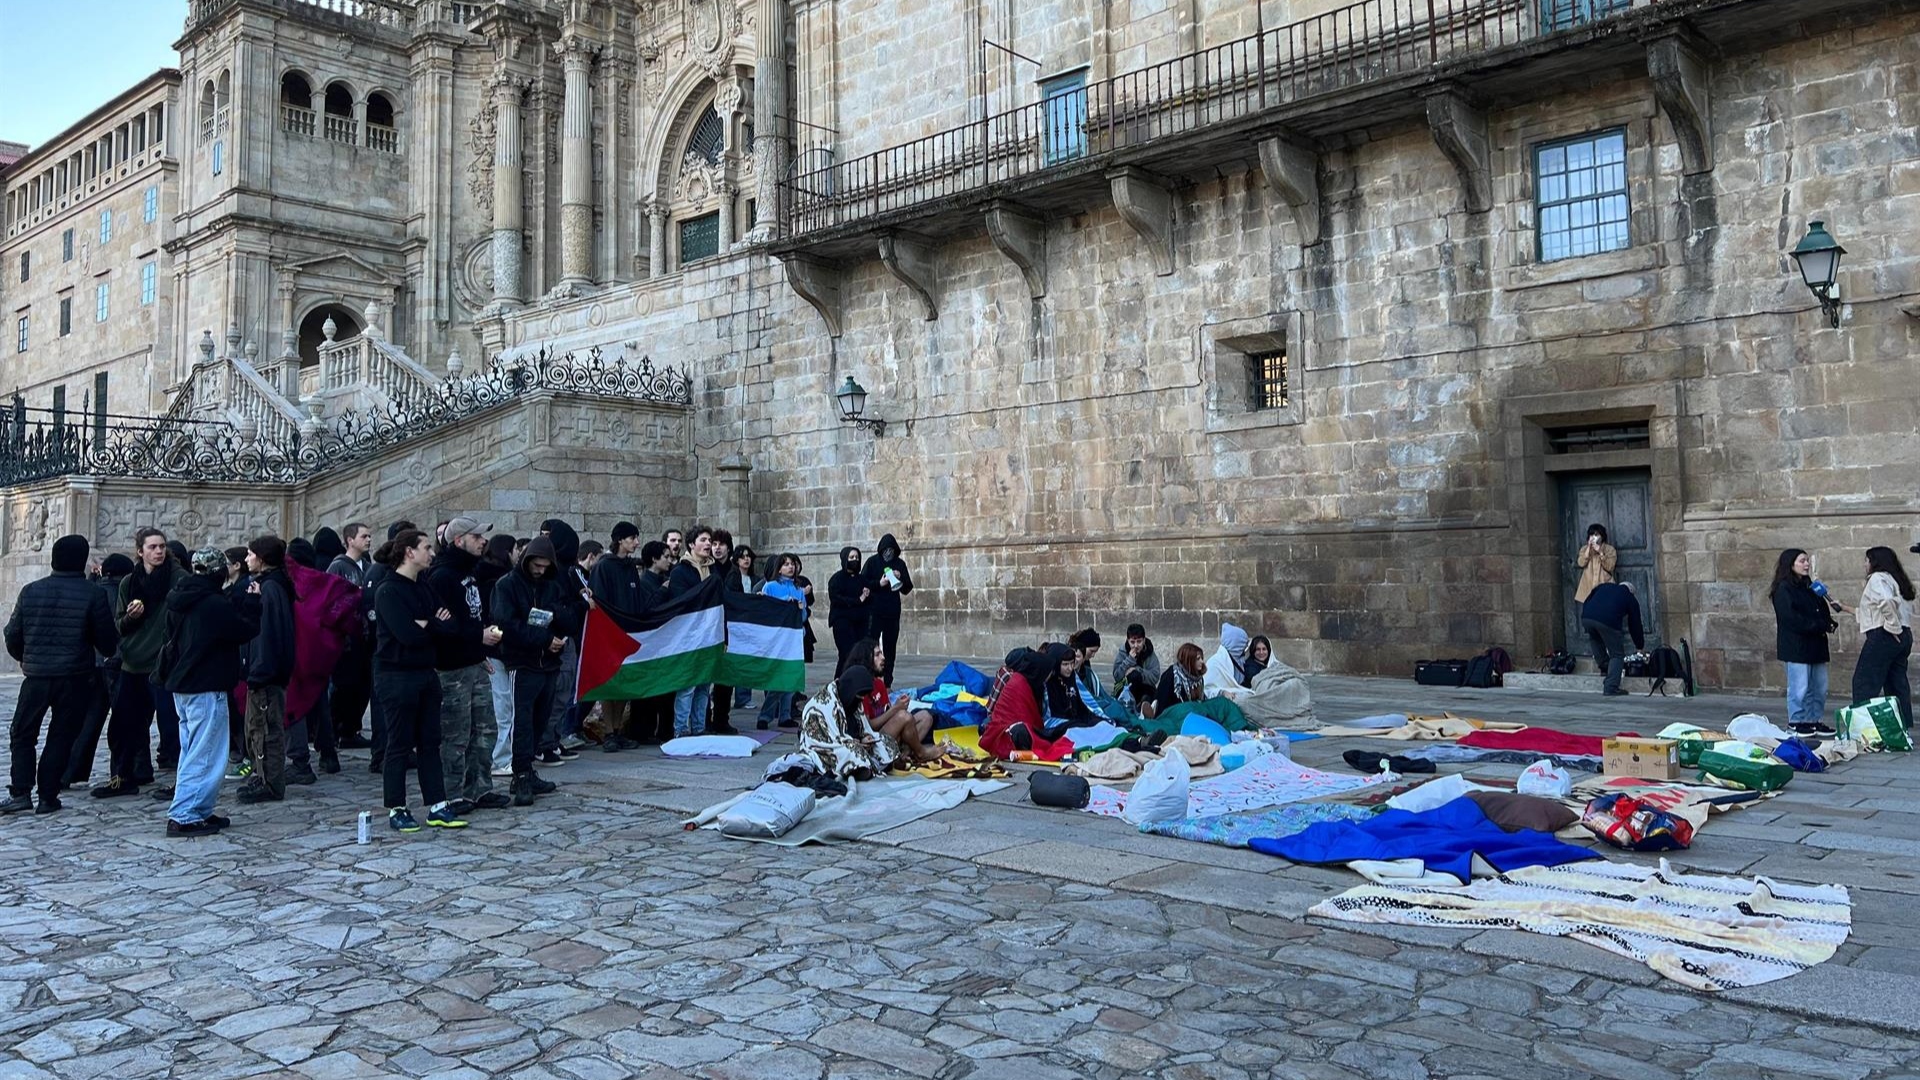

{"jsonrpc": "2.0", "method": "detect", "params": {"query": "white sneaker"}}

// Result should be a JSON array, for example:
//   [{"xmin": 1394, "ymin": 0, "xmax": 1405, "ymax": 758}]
[{"xmin": 490, "ymin": 766, "xmax": 513, "ymax": 778}]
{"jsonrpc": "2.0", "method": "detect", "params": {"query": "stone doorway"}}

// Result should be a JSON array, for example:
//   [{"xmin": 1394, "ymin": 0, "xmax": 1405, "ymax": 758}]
[{"xmin": 1558, "ymin": 468, "xmax": 1659, "ymax": 650}]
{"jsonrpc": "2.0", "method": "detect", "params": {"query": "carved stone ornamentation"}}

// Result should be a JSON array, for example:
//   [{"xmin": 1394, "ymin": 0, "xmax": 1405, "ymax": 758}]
[
  {"xmin": 465, "ymin": 106, "xmax": 496, "ymax": 216},
  {"xmin": 675, "ymin": 151, "xmax": 725, "ymax": 208}
]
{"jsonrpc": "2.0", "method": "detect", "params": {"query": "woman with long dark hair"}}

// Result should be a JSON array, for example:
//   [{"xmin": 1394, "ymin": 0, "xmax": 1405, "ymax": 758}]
[
  {"xmin": 1845, "ymin": 546, "xmax": 1915, "ymax": 729},
  {"xmin": 371, "ymin": 530, "xmax": 468, "ymax": 832},
  {"xmin": 1153, "ymin": 643, "xmax": 1209, "ymax": 717},
  {"xmin": 1769, "ymin": 548, "xmax": 1837, "ymax": 734}
]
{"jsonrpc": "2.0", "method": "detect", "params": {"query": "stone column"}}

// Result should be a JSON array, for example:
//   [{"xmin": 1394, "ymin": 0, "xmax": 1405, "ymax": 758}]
[
  {"xmin": 601, "ymin": 56, "xmax": 631, "ymax": 283},
  {"xmin": 554, "ymin": 33, "xmax": 598, "ymax": 289},
  {"xmin": 750, "ymin": 0, "xmax": 789, "ymax": 242},
  {"xmin": 717, "ymin": 454, "xmax": 752, "ymax": 541},
  {"xmin": 648, "ymin": 198, "xmax": 668, "ymax": 278},
  {"xmin": 491, "ymin": 75, "xmax": 525, "ymax": 305},
  {"xmin": 276, "ymin": 277, "xmax": 300, "ymax": 401},
  {"xmin": 717, "ymin": 179, "xmax": 737, "ymax": 256}
]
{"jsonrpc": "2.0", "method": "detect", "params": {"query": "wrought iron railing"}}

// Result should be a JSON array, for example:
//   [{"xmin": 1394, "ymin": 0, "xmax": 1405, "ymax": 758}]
[
  {"xmin": 783, "ymin": 0, "xmax": 1652, "ymax": 234},
  {"xmin": 0, "ymin": 348, "xmax": 692, "ymax": 488}
]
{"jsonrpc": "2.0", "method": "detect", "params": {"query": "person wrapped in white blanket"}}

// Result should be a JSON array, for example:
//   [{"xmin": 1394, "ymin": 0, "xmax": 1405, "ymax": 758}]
[{"xmin": 1205, "ymin": 623, "xmax": 1254, "ymax": 700}]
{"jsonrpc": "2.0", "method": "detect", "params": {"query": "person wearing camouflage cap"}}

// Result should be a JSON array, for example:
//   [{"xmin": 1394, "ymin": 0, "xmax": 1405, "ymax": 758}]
[{"xmin": 157, "ymin": 546, "xmax": 262, "ymax": 837}]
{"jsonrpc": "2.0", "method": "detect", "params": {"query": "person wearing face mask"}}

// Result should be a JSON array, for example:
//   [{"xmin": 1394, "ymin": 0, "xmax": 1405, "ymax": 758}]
[
  {"xmin": 667, "ymin": 526, "xmax": 717, "ymax": 737},
  {"xmin": 491, "ymin": 534, "xmax": 576, "ymax": 806},
  {"xmin": 828, "ymin": 546, "xmax": 871, "ymax": 676},
  {"xmin": 860, "ymin": 534, "xmax": 914, "ymax": 683}
]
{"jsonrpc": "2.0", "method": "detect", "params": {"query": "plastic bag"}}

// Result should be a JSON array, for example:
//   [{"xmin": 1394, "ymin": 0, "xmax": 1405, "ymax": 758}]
[
  {"xmin": 1517, "ymin": 759, "xmax": 1572, "ymax": 798},
  {"xmin": 1836, "ymin": 697, "xmax": 1910, "ymax": 752},
  {"xmin": 1121, "ymin": 750, "xmax": 1191, "ymax": 825},
  {"xmin": 716, "ymin": 782, "xmax": 816, "ymax": 838},
  {"xmin": 1581, "ymin": 792, "xmax": 1694, "ymax": 851},
  {"xmin": 1727, "ymin": 714, "xmax": 1794, "ymax": 742}
]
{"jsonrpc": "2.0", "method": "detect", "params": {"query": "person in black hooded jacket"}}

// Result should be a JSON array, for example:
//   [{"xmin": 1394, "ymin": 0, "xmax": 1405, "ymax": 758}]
[
  {"xmin": 3, "ymin": 535, "xmax": 120, "ymax": 816},
  {"xmin": 860, "ymin": 533, "xmax": 913, "ymax": 683},
  {"xmin": 427, "ymin": 517, "xmax": 509, "ymax": 813},
  {"xmin": 491, "ymin": 534, "xmax": 576, "ymax": 804},
  {"xmin": 64, "ymin": 552, "xmax": 135, "ymax": 789},
  {"xmin": 538, "ymin": 519, "xmax": 592, "ymax": 761},
  {"xmin": 828, "ymin": 545, "xmax": 870, "ymax": 676},
  {"xmin": 159, "ymin": 547, "xmax": 260, "ymax": 836},
  {"xmin": 237, "ymin": 535, "xmax": 298, "ymax": 803}
]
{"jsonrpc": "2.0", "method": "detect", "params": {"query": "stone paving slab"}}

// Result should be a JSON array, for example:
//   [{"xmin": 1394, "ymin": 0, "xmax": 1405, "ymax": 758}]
[{"xmin": 5, "ymin": 663, "xmax": 1920, "ymax": 1078}]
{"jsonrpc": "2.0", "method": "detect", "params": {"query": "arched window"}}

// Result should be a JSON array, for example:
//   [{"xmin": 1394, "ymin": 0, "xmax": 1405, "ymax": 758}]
[
  {"xmin": 687, "ymin": 107, "xmax": 725, "ymax": 165},
  {"xmin": 198, "ymin": 81, "xmax": 216, "ymax": 144},
  {"xmin": 281, "ymin": 72, "xmax": 315, "ymax": 136},
  {"xmin": 298, "ymin": 304, "xmax": 364, "ymax": 368},
  {"xmin": 365, "ymin": 92, "xmax": 397, "ymax": 152},
  {"xmin": 323, "ymin": 83, "xmax": 356, "ymax": 144}
]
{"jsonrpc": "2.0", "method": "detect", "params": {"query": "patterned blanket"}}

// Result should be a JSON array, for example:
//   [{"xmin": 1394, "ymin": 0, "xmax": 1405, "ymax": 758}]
[
  {"xmin": 1310, "ymin": 858, "xmax": 1852, "ymax": 991},
  {"xmin": 1138, "ymin": 802, "xmax": 1377, "ymax": 847},
  {"xmin": 1082, "ymin": 755, "xmax": 1389, "ymax": 819}
]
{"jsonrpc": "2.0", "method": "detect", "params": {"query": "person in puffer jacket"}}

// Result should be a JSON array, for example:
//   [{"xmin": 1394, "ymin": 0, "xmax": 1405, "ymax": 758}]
[{"xmin": 3, "ymin": 535, "xmax": 120, "ymax": 815}]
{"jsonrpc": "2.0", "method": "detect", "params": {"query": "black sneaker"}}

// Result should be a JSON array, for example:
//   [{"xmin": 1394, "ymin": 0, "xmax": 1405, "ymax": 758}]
[
  {"xmin": 710, "ymin": 720, "xmax": 740, "ymax": 736},
  {"xmin": 389, "ymin": 808, "xmax": 422, "ymax": 833},
  {"xmin": 235, "ymin": 783, "xmax": 282, "ymax": 804},
  {"xmin": 0, "ymin": 794, "xmax": 33, "ymax": 814},
  {"xmin": 511, "ymin": 776, "xmax": 535, "ymax": 807},
  {"xmin": 205, "ymin": 814, "xmax": 231, "ymax": 830},
  {"xmin": 34, "ymin": 796, "xmax": 62, "ymax": 815},
  {"xmin": 779, "ymin": 717, "xmax": 799, "ymax": 729},
  {"xmin": 166, "ymin": 819, "xmax": 219, "ymax": 837},
  {"xmin": 538, "ymin": 750, "xmax": 567, "ymax": 767},
  {"xmin": 319, "ymin": 751, "xmax": 341, "ymax": 775},
  {"xmin": 474, "ymin": 791, "xmax": 513, "ymax": 810},
  {"xmin": 156, "ymin": 757, "xmax": 178, "ymax": 772},
  {"xmin": 286, "ymin": 764, "xmax": 319, "ymax": 786},
  {"xmin": 555, "ymin": 746, "xmax": 581, "ymax": 761},
  {"xmin": 756, "ymin": 719, "xmax": 771, "ymax": 731},
  {"xmin": 368, "ymin": 758, "xmax": 384, "ymax": 774},
  {"xmin": 528, "ymin": 773, "xmax": 557, "ymax": 795},
  {"xmin": 91, "ymin": 778, "xmax": 140, "ymax": 799},
  {"xmin": 426, "ymin": 807, "xmax": 468, "ymax": 829},
  {"xmin": 1603, "ymin": 688, "xmax": 1632, "ymax": 697},
  {"xmin": 445, "ymin": 798, "xmax": 476, "ymax": 817},
  {"xmin": 337, "ymin": 734, "xmax": 373, "ymax": 749}
]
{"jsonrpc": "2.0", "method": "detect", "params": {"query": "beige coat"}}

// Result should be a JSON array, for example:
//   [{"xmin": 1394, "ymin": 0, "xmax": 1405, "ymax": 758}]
[{"xmin": 1575, "ymin": 542, "xmax": 1618, "ymax": 603}]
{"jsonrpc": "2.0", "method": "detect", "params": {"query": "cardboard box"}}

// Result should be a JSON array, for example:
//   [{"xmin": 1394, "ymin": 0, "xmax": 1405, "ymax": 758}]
[{"xmin": 1603, "ymin": 737, "xmax": 1680, "ymax": 780}]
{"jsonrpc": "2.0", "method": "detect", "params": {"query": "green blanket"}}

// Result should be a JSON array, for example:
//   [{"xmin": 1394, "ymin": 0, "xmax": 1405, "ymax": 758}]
[{"xmin": 1141, "ymin": 697, "xmax": 1252, "ymax": 735}]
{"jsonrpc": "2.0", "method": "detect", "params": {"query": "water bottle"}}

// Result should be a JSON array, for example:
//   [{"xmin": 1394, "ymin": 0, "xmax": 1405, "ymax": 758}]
[{"xmin": 357, "ymin": 811, "xmax": 371, "ymax": 845}]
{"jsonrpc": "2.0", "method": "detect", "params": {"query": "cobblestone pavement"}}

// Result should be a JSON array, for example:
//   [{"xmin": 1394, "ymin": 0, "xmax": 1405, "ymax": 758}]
[{"xmin": 5, "ymin": 663, "xmax": 1920, "ymax": 1080}]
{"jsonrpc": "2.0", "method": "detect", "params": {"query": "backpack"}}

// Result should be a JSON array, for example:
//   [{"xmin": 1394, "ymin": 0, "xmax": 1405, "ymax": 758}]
[
  {"xmin": 1464, "ymin": 647, "xmax": 1512, "ymax": 689},
  {"xmin": 1545, "ymin": 649, "xmax": 1576, "ymax": 675},
  {"xmin": 1646, "ymin": 645, "xmax": 1688, "ymax": 696}
]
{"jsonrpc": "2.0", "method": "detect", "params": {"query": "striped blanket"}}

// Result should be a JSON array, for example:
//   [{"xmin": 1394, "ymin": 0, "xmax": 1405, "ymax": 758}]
[{"xmin": 1310, "ymin": 858, "xmax": 1851, "ymax": 991}]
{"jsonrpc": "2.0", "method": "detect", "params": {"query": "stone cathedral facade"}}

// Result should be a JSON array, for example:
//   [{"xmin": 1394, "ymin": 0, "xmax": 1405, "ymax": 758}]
[{"xmin": 2, "ymin": 0, "xmax": 1918, "ymax": 691}]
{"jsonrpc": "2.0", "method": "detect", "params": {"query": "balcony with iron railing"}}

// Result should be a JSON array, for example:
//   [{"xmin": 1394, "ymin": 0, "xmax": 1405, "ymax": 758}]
[{"xmin": 771, "ymin": 0, "xmax": 1862, "ymax": 256}]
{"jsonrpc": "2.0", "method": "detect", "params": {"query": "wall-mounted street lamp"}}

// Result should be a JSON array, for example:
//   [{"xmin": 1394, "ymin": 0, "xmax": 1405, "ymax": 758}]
[
  {"xmin": 1789, "ymin": 220, "xmax": 1846, "ymax": 329},
  {"xmin": 835, "ymin": 376, "xmax": 886, "ymax": 436}
]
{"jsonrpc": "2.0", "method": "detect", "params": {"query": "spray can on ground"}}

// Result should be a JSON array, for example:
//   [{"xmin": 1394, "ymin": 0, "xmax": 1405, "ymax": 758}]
[{"xmin": 357, "ymin": 811, "xmax": 372, "ymax": 845}]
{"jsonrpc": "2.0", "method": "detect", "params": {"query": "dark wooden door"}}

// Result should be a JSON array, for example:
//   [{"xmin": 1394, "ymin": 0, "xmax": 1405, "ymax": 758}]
[{"xmin": 1560, "ymin": 469, "xmax": 1658, "ymax": 649}]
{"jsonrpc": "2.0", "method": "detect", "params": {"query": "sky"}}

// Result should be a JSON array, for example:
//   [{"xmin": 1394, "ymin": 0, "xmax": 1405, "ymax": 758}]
[{"xmin": 0, "ymin": 0, "xmax": 184, "ymax": 149}]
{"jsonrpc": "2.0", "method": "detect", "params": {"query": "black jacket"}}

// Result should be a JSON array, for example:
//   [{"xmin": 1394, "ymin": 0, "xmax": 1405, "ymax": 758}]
[
  {"xmin": 861, "ymin": 533, "xmax": 913, "ymax": 619},
  {"xmin": 668, "ymin": 555, "xmax": 713, "ymax": 598},
  {"xmin": 638, "ymin": 566, "xmax": 669, "ymax": 611},
  {"xmin": 589, "ymin": 554, "xmax": 646, "ymax": 623},
  {"xmin": 1580, "ymin": 582, "xmax": 1645, "ymax": 650},
  {"xmin": 1773, "ymin": 580, "xmax": 1834, "ymax": 665},
  {"xmin": 161, "ymin": 572, "xmax": 259, "ymax": 694},
  {"xmin": 5, "ymin": 570, "xmax": 119, "ymax": 677},
  {"xmin": 490, "ymin": 536, "xmax": 579, "ymax": 671},
  {"xmin": 245, "ymin": 567, "xmax": 297, "ymax": 687},
  {"xmin": 374, "ymin": 572, "xmax": 452, "ymax": 671},
  {"xmin": 95, "ymin": 574, "xmax": 128, "ymax": 666},
  {"xmin": 828, "ymin": 546, "xmax": 870, "ymax": 630},
  {"xmin": 424, "ymin": 545, "xmax": 493, "ymax": 671}
]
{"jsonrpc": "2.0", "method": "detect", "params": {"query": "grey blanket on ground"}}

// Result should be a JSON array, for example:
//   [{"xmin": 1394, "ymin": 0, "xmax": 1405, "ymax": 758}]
[
  {"xmin": 1399, "ymin": 744, "xmax": 1604, "ymax": 773},
  {"xmin": 688, "ymin": 777, "xmax": 1008, "ymax": 846},
  {"xmin": 1237, "ymin": 661, "xmax": 1319, "ymax": 730}
]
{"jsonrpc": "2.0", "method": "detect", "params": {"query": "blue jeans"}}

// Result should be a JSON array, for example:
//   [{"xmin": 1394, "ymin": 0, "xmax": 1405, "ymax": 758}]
[
  {"xmin": 1785, "ymin": 662, "xmax": 1829, "ymax": 726},
  {"xmin": 169, "ymin": 691, "xmax": 229, "ymax": 825},
  {"xmin": 673, "ymin": 684, "xmax": 712, "ymax": 738},
  {"xmin": 757, "ymin": 691, "xmax": 793, "ymax": 726}
]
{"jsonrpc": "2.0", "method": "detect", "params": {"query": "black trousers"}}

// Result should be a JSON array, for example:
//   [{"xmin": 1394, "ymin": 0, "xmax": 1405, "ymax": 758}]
[
  {"xmin": 831, "ymin": 623, "xmax": 864, "ymax": 677},
  {"xmin": 106, "ymin": 672, "xmax": 174, "ymax": 783},
  {"xmin": 1582, "ymin": 618, "xmax": 1629, "ymax": 694},
  {"xmin": 624, "ymin": 694, "xmax": 674, "ymax": 742},
  {"xmin": 869, "ymin": 611, "xmax": 901, "ymax": 683},
  {"xmin": 711, "ymin": 684, "xmax": 736, "ymax": 726},
  {"xmin": 376, "ymin": 667, "xmax": 447, "ymax": 810},
  {"xmin": 64, "ymin": 667, "xmax": 116, "ymax": 785},
  {"xmin": 10, "ymin": 675, "xmax": 90, "ymax": 802},
  {"xmin": 332, "ymin": 637, "xmax": 373, "ymax": 739},
  {"xmin": 1852, "ymin": 626, "xmax": 1914, "ymax": 729},
  {"xmin": 511, "ymin": 668, "xmax": 557, "ymax": 775}
]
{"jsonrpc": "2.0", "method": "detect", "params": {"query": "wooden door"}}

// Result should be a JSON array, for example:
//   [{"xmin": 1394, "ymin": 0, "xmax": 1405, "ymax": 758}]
[{"xmin": 1560, "ymin": 469, "xmax": 1658, "ymax": 649}]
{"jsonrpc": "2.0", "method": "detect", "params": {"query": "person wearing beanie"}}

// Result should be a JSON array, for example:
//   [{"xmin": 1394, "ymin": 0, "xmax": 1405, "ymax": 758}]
[
  {"xmin": 62, "ymin": 552, "xmax": 137, "ymax": 790},
  {"xmin": 159, "ymin": 547, "xmax": 260, "ymax": 837},
  {"xmin": 4, "ymin": 535, "xmax": 119, "ymax": 815},
  {"xmin": 1113, "ymin": 624, "xmax": 1162, "ymax": 710},
  {"xmin": 587, "ymin": 521, "xmax": 646, "ymax": 751},
  {"xmin": 477, "ymin": 532, "xmax": 517, "ymax": 775},
  {"xmin": 237, "ymin": 535, "xmax": 298, "ymax": 803},
  {"xmin": 100, "ymin": 528, "xmax": 181, "ymax": 797},
  {"xmin": 425, "ymin": 516, "xmax": 510, "ymax": 814}
]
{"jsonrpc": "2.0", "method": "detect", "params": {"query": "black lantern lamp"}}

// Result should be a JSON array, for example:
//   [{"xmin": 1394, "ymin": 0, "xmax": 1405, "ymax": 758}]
[
  {"xmin": 1789, "ymin": 220, "xmax": 1846, "ymax": 329},
  {"xmin": 835, "ymin": 375, "xmax": 886, "ymax": 436}
]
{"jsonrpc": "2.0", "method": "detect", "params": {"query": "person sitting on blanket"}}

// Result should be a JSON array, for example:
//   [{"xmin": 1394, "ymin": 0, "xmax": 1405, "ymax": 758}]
[
  {"xmin": 1246, "ymin": 636, "xmax": 1272, "ymax": 682},
  {"xmin": 1068, "ymin": 628, "xmax": 1133, "ymax": 722},
  {"xmin": 1046, "ymin": 642, "xmax": 1105, "ymax": 731},
  {"xmin": 1112, "ymin": 623, "xmax": 1162, "ymax": 709},
  {"xmin": 981, "ymin": 645, "xmax": 1074, "ymax": 759},
  {"xmin": 1204, "ymin": 623, "xmax": 1253, "ymax": 698},
  {"xmin": 845, "ymin": 638, "xmax": 940, "ymax": 763},
  {"xmin": 796, "ymin": 666, "xmax": 895, "ymax": 780},
  {"xmin": 1154, "ymin": 643, "xmax": 1209, "ymax": 717}
]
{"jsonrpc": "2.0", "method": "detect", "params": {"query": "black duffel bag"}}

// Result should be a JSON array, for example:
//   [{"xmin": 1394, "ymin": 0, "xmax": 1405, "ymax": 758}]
[{"xmin": 1414, "ymin": 659, "xmax": 1469, "ymax": 687}]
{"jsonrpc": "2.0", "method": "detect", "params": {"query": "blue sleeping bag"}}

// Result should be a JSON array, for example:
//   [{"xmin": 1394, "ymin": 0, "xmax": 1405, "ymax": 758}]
[
  {"xmin": 911, "ymin": 661, "xmax": 995, "ymax": 730},
  {"xmin": 1248, "ymin": 796, "xmax": 1599, "ymax": 885}
]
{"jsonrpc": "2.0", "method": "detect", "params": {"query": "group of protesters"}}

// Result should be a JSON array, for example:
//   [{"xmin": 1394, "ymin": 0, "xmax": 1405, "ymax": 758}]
[{"xmin": 3, "ymin": 516, "xmax": 917, "ymax": 838}]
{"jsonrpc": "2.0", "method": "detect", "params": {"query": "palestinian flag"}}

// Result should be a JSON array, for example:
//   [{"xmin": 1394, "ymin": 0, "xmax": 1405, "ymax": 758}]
[
  {"xmin": 718, "ymin": 590, "xmax": 808, "ymax": 693},
  {"xmin": 576, "ymin": 575, "xmax": 809, "ymax": 701},
  {"xmin": 576, "ymin": 577, "xmax": 726, "ymax": 702}
]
